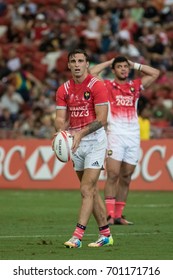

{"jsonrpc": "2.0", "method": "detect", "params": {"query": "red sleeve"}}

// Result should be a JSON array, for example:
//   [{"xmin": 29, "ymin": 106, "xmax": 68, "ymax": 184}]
[
  {"xmin": 55, "ymin": 84, "xmax": 67, "ymax": 107},
  {"xmin": 92, "ymin": 80, "xmax": 108, "ymax": 105},
  {"xmin": 133, "ymin": 78, "xmax": 143, "ymax": 91}
]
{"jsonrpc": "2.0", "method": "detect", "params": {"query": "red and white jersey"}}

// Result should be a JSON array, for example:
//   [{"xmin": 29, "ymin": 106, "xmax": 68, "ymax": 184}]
[
  {"xmin": 105, "ymin": 78, "xmax": 144, "ymax": 135},
  {"xmin": 56, "ymin": 74, "xmax": 108, "ymax": 140}
]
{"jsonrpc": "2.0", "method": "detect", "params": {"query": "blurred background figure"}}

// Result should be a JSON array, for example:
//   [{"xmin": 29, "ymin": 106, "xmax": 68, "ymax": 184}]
[{"xmin": 138, "ymin": 107, "xmax": 151, "ymax": 140}]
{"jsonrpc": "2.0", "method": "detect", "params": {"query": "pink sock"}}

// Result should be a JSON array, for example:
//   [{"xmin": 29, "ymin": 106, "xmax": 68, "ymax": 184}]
[
  {"xmin": 105, "ymin": 197, "xmax": 116, "ymax": 218},
  {"xmin": 114, "ymin": 201, "xmax": 126, "ymax": 219},
  {"xmin": 73, "ymin": 224, "xmax": 86, "ymax": 240},
  {"xmin": 99, "ymin": 225, "xmax": 111, "ymax": 237}
]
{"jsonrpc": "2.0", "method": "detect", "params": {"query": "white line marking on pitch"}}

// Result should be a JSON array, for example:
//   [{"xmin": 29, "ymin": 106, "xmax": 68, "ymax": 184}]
[
  {"xmin": 0, "ymin": 232, "xmax": 172, "ymax": 239},
  {"xmin": 130, "ymin": 204, "xmax": 173, "ymax": 208}
]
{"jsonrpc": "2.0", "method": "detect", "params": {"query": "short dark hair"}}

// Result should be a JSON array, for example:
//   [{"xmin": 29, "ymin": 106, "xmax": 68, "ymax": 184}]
[
  {"xmin": 112, "ymin": 56, "xmax": 129, "ymax": 69},
  {"xmin": 68, "ymin": 49, "xmax": 90, "ymax": 62}
]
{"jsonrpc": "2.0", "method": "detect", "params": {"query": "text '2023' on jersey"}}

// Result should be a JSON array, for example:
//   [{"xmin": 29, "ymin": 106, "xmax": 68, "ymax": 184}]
[
  {"xmin": 105, "ymin": 78, "xmax": 143, "ymax": 135},
  {"xmin": 56, "ymin": 74, "xmax": 108, "ymax": 137}
]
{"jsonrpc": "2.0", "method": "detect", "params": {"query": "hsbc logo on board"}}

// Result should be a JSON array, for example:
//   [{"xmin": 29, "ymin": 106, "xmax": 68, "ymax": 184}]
[
  {"xmin": 0, "ymin": 145, "xmax": 65, "ymax": 181},
  {"xmin": 99, "ymin": 145, "xmax": 173, "ymax": 182},
  {"xmin": 0, "ymin": 143, "xmax": 172, "ymax": 189},
  {"xmin": 26, "ymin": 146, "xmax": 65, "ymax": 180}
]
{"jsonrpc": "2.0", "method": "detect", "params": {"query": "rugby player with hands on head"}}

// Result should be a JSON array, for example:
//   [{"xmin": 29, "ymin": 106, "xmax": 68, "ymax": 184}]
[{"xmin": 90, "ymin": 56, "xmax": 160, "ymax": 225}]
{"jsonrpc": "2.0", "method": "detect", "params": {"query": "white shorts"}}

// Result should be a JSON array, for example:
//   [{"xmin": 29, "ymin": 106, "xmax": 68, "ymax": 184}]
[
  {"xmin": 72, "ymin": 135, "xmax": 107, "ymax": 171},
  {"xmin": 106, "ymin": 133, "xmax": 140, "ymax": 165}
]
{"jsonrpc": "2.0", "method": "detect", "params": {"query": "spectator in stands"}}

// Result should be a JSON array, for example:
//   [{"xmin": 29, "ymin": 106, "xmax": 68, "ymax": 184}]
[
  {"xmin": 44, "ymin": 70, "xmax": 59, "ymax": 98},
  {"xmin": 0, "ymin": 107, "xmax": 14, "ymax": 131},
  {"xmin": 31, "ymin": 13, "xmax": 50, "ymax": 47},
  {"xmin": 41, "ymin": 39, "xmax": 63, "ymax": 73},
  {"xmin": 17, "ymin": 0, "xmax": 37, "ymax": 19},
  {"xmin": 63, "ymin": 28, "xmax": 80, "ymax": 52},
  {"xmin": 6, "ymin": 48, "xmax": 21, "ymax": 72},
  {"xmin": 66, "ymin": 2, "xmax": 82, "ymax": 25},
  {"xmin": 99, "ymin": 10, "xmax": 112, "ymax": 53},
  {"xmin": 0, "ymin": 48, "xmax": 11, "ymax": 79},
  {"xmin": 82, "ymin": 8, "xmax": 102, "ymax": 49},
  {"xmin": 152, "ymin": 96, "xmax": 172, "ymax": 125},
  {"xmin": 119, "ymin": 8, "xmax": 139, "ymax": 42},
  {"xmin": 6, "ymin": 63, "xmax": 42, "ymax": 103},
  {"xmin": 15, "ymin": 108, "xmax": 35, "ymax": 138},
  {"xmin": 36, "ymin": 114, "xmax": 55, "ymax": 139},
  {"xmin": 143, "ymin": 0, "xmax": 161, "ymax": 23},
  {"xmin": 0, "ymin": 0, "xmax": 7, "ymax": 16},
  {"xmin": 147, "ymin": 34, "xmax": 165, "ymax": 68},
  {"xmin": 0, "ymin": 0, "xmax": 173, "ymax": 139},
  {"xmin": 117, "ymin": 30, "xmax": 142, "ymax": 61},
  {"xmin": 130, "ymin": 1, "xmax": 145, "ymax": 26},
  {"xmin": 0, "ymin": 84, "xmax": 24, "ymax": 120}
]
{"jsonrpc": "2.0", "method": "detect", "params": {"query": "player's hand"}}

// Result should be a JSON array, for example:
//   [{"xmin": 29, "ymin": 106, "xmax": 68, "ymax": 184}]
[
  {"xmin": 127, "ymin": 60, "xmax": 134, "ymax": 68},
  {"xmin": 71, "ymin": 132, "xmax": 81, "ymax": 153},
  {"xmin": 51, "ymin": 131, "xmax": 60, "ymax": 151}
]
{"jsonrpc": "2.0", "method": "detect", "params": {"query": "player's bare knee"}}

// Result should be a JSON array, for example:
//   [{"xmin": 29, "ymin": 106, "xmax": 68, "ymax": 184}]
[
  {"xmin": 80, "ymin": 184, "xmax": 95, "ymax": 198},
  {"xmin": 107, "ymin": 171, "xmax": 119, "ymax": 184},
  {"xmin": 120, "ymin": 173, "xmax": 132, "ymax": 186}
]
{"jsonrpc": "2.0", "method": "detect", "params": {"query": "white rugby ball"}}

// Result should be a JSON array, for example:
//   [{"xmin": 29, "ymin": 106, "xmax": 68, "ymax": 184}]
[{"xmin": 53, "ymin": 131, "xmax": 73, "ymax": 162}]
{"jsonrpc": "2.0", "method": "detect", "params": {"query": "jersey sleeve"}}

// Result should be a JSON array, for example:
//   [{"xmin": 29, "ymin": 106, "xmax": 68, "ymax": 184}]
[
  {"xmin": 134, "ymin": 78, "xmax": 144, "ymax": 92},
  {"xmin": 92, "ymin": 80, "xmax": 108, "ymax": 105},
  {"xmin": 55, "ymin": 85, "xmax": 67, "ymax": 109}
]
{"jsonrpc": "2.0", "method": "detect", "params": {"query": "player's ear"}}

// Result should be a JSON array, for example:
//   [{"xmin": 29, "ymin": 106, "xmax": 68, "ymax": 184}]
[
  {"xmin": 68, "ymin": 63, "xmax": 71, "ymax": 69},
  {"xmin": 86, "ymin": 61, "xmax": 89, "ymax": 69}
]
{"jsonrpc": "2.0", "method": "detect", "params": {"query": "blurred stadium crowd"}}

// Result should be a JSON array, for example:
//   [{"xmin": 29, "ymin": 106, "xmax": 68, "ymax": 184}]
[{"xmin": 0, "ymin": 0, "xmax": 173, "ymax": 139}]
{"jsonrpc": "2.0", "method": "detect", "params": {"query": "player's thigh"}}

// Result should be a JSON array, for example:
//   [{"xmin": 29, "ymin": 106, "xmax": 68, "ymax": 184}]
[
  {"xmin": 76, "ymin": 170, "xmax": 84, "ymax": 181},
  {"xmin": 106, "ymin": 157, "xmax": 121, "ymax": 176},
  {"xmin": 120, "ymin": 161, "xmax": 136, "ymax": 176}
]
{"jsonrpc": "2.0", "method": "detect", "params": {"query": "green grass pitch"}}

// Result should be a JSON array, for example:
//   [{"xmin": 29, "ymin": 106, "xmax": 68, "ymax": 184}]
[{"xmin": 0, "ymin": 189, "xmax": 173, "ymax": 260}]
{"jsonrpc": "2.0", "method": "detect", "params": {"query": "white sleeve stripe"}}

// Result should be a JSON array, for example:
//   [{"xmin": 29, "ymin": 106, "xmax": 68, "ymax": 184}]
[
  {"xmin": 87, "ymin": 77, "xmax": 99, "ymax": 88},
  {"xmin": 88, "ymin": 77, "xmax": 98, "ymax": 88},
  {"xmin": 95, "ymin": 102, "xmax": 108, "ymax": 106},
  {"xmin": 56, "ymin": 106, "xmax": 67, "ymax": 109},
  {"xmin": 64, "ymin": 81, "xmax": 70, "ymax": 93}
]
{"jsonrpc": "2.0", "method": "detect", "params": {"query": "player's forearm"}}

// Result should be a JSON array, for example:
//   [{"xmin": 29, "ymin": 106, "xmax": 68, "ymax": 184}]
[
  {"xmin": 54, "ymin": 117, "xmax": 66, "ymax": 132},
  {"xmin": 129, "ymin": 61, "xmax": 160, "ymax": 88},
  {"xmin": 79, "ymin": 105, "xmax": 108, "ymax": 138},
  {"xmin": 90, "ymin": 59, "xmax": 113, "ymax": 76},
  {"xmin": 130, "ymin": 61, "xmax": 160, "ymax": 78},
  {"xmin": 78, "ymin": 120, "xmax": 103, "ymax": 139},
  {"xmin": 139, "ymin": 64, "xmax": 160, "ymax": 78}
]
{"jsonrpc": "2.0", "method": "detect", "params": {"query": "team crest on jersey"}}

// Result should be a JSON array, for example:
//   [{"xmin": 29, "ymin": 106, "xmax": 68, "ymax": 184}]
[
  {"xmin": 84, "ymin": 91, "xmax": 90, "ymax": 100},
  {"xmin": 107, "ymin": 150, "xmax": 113, "ymax": 156},
  {"xmin": 130, "ymin": 87, "xmax": 135, "ymax": 92}
]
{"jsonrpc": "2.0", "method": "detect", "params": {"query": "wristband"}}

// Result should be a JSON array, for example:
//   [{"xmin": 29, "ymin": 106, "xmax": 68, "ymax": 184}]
[{"xmin": 134, "ymin": 63, "xmax": 142, "ymax": 71}]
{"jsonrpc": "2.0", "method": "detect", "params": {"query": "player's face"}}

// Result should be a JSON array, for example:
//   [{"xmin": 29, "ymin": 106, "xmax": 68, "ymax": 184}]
[
  {"xmin": 113, "ymin": 62, "xmax": 130, "ymax": 81},
  {"xmin": 68, "ymin": 53, "xmax": 89, "ymax": 79}
]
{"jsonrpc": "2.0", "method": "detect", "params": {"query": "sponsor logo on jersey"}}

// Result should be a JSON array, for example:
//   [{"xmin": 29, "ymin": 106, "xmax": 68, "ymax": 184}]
[{"xmin": 84, "ymin": 91, "xmax": 90, "ymax": 100}]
